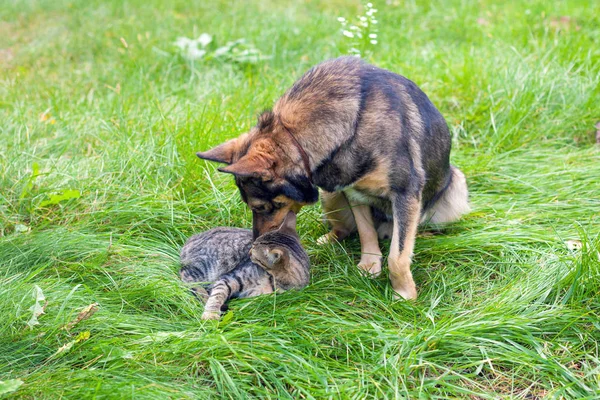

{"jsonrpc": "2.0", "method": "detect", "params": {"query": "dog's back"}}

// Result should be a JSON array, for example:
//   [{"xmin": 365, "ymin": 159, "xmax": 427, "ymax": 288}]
[{"xmin": 275, "ymin": 56, "xmax": 469, "ymax": 220}]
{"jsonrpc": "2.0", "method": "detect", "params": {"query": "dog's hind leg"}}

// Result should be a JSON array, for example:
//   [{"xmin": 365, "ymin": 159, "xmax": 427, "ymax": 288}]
[
  {"xmin": 318, "ymin": 191, "xmax": 356, "ymax": 245},
  {"xmin": 388, "ymin": 191, "xmax": 421, "ymax": 300}
]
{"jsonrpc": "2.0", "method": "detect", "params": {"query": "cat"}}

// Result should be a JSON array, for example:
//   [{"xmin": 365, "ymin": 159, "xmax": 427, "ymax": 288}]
[{"xmin": 179, "ymin": 212, "xmax": 310, "ymax": 320}]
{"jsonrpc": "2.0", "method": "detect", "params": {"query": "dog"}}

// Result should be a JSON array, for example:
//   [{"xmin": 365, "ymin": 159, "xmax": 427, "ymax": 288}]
[{"xmin": 197, "ymin": 56, "xmax": 470, "ymax": 299}]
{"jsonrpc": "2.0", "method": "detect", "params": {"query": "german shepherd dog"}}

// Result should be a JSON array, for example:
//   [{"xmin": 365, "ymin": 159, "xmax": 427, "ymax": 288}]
[{"xmin": 197, "ymin": 57, "xmax": 470, "ymax": 299}]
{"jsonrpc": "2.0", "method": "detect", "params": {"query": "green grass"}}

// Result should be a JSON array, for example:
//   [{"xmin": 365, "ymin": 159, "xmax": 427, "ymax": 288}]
[{"xmin": 1, "ymin": 0, "xmax": 599, "ymax": 398}]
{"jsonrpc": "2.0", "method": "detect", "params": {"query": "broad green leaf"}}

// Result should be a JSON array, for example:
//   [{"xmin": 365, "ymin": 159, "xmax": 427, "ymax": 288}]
[{"xmin": 39, "ymin": 189, "xmax": 81, "ymax": 207}]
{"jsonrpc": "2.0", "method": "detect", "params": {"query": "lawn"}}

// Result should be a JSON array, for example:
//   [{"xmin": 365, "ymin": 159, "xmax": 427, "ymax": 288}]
[{"xmin": 1, "ymin": 0, "xmax": 599, "ymax": 398}]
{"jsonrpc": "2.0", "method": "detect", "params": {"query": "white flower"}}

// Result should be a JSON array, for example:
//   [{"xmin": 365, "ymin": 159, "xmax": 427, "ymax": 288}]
[
  {"xmin": 369, "ymin": 33, "xmax": 377, "ymax": 38},
  {"xmin": 371, "ymin": 20, "xmax": 378, "ymax": 24},
  {"xmin": 187, "ymin": 48, "xmax": 206, "ymax": 60},
  {"xmin": 174, "ymin": 37, "xmax": 194, "ymax": 50},
  {"xmin": 370, "ymin": 39, "xmax": 378, "ymax": 44},
  {"xmin": 367, "ymin": 2, "xmax": 373, "ymax": 7},
  {"xmin": 214, "ymin": 46, "xmax": 230, "ymax": 57},
  {"xmin": 197, "ymin": 33, "xmax": 212, "ymax": 48},
  {"xmin": 174, "ymin": 36, "xmax": 207, "ymax": 60},
  {"xmin": 360, "ymin": 16, "xmax": 367, "ymax": 22},
  {"xmin": 337, "ymin": 17, "xmax": 346, "ymax": 22},
  {"xmin": 342, "ymin": 30, "xmax": 354, "ymax": 38}
]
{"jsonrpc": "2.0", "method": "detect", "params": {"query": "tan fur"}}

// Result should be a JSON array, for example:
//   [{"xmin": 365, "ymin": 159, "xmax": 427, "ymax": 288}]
[
  {"xmin": 352, "ymin": 161, "xmax": 391, "ymax": 197},
  {"xmin": 388, "ymin": 198, "xmax": 421, "ymax": 300},
  {"xmin": 318, "ymin": 191, "xmax": 356, "ymax": 244},
  {"xmin": 250, "ymin": 198, "xmax": 304, "ymax": 235},
  {"xmin": 273, "ymin": 61, "xmax": 363, "ymax": 167},
  {"xmin": 350, "ymin": 205, "xmax": 382, "ymax": 276},
  {"xmin": 196, "ymin": 133, "xmax": 250, "ymax": 165}
]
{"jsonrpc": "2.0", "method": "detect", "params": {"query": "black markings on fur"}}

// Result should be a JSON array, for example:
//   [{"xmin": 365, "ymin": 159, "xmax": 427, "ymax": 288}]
[
  {"xmin": 233, "ymin": 275, "xmax": 245, "ymax": 294},
  {"xmin": 353, "ymin": 69, "xmax": 370, "ymax": 137},
  {"xmin": 281, "ymin": 175, "xmax": 319, "ymax": 203},
  {"xmin": 223, "ymin": 280, "xmax": 233, "ymax": 297},
  {"xmin": 371, "ymin": 206, "xmax": 392, "ymax": 223},
  {"xmin": 268, "ymin": 273, "xmax": 276, "ymax": 292},
  {"xmin": 314, "ymin": 148, "xmax": 375, "ymax": 192},
  {"xmin": 392, "ymin": 195, "xmax": 412, "ymax": 254},
  {"xmin": 422, "ymin": 169, "xmax": 453, "ymax": 213},
  {"xmin": 236, "ymin": 174, "xmax": 318, "ymax": 205},
  {"xmin": 257, "ymin": 110, "xmax": 276, "ymax": 132},
  {"xmin": 235, "ymin": 177, "xmax": 249, "ymax": 203}
]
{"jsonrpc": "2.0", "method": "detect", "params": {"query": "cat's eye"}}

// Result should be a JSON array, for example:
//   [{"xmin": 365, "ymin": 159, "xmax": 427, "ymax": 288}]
[{"xmin": 268, "ymin": 249, "xmax": 284, "ymax": 265}]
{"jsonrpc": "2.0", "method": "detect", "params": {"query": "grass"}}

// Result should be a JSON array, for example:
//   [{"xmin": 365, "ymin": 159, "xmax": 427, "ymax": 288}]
[{"xmin": 1, "ymin": 0, "xmax": 599, "ymax": 398}]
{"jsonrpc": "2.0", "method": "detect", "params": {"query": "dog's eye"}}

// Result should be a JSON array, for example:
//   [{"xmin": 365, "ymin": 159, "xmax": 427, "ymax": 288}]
[
  {"xmin": 252, "ymin": 203, "xmax": 270, "ymax": 214},
  {"xmin": 273, "ymin": 201, "xmax": 286, "ymax": 209}
]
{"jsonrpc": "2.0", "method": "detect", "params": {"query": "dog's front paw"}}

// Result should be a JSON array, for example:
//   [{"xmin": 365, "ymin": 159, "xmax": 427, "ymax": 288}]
[
  {"xmin": 357, "ymin": 254, "xmax": 382, "ymax": 277},
  {"xmin": 201, "ymin": 310, "xmax": 221, "ymax": 320},
  {"xmin": 392, "ymin": 281, "xmax": 417, "ymax": 301}
]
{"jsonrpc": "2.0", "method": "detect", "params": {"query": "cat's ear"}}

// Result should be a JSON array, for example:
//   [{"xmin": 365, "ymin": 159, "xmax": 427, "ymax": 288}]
[
  {"xmin": 277, "ymin": 211, "xmax": 297, "ymax": 236},
  {"xmin": 267, "ymin": 248, "xmax": 285, "ymax": 267}
]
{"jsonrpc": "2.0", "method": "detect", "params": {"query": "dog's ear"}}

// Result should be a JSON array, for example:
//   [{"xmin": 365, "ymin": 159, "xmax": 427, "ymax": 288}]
[
  {"xmin": 218, "ymin": 154, "xmax": 274, "ymax": 180},
  {"xmin": 196, "ymin": 138, "xmax": 240, "ymax": 165},
  {"xmin": 277, "ymin": 211, "xmax": 297, "ymax": 235}
]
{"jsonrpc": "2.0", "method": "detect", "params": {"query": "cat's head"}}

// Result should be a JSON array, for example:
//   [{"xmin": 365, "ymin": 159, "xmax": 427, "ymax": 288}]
[{"xmin": 250, "ymin": 211, "xmax": 308, "ymax": 272}]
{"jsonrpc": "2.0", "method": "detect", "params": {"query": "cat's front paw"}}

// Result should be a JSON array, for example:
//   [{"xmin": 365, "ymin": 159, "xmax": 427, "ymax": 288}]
[{"xmin": 201, "ymin": 310, "xmax": 221, "ymax": 320}]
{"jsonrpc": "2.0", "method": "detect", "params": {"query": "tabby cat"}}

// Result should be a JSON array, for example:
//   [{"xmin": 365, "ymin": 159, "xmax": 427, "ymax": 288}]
[{"xmin": 180, "ymin": 212, "xmax": 310, "ymax": 320}]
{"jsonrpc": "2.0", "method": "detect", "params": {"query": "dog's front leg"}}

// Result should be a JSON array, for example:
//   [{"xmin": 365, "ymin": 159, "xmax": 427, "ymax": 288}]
[
  {"xmin": 388, "ymin": 192, "xmax": 421, "ymax": 300},
  {"xmin": 350, "ymin": 204, "xmax": 382, "ymax": 276},
  {"xmin": 318, "ymin": 190, "xmax": 356, "ymax": 245}
]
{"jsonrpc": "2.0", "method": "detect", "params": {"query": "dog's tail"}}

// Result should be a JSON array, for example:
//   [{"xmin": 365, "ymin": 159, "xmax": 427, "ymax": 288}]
[{"xmin": 421, "ymin": 165, "xmax": 470, "ymax": 224}]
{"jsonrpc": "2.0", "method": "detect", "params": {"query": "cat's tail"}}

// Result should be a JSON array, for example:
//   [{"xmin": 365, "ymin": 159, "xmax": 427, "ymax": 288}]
[{"xmin": 180, "ymin": 267, "xmax": 210, "ymax": 303}]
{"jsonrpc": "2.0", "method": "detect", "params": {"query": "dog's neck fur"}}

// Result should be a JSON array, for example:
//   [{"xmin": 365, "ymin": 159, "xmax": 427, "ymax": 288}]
[
  {"xmin": 272, "ymin": 61, "xmax": 362, "ymax": 178},
  {"xmin": 281, "ymin": 125, "xmax": 313, "ymax": 181}
]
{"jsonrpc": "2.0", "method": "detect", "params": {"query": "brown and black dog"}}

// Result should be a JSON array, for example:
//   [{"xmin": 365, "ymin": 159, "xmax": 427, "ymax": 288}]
[{"xmin": 197, "ymin": 57, "xmax": 469, "ymax": 299}]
